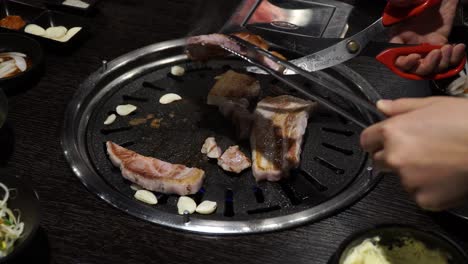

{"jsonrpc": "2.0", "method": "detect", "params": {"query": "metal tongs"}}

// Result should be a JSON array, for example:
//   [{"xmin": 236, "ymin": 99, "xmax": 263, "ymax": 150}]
[{"xmin": 222, "ymin": 35, "xmax": 386, "ymax": 129}]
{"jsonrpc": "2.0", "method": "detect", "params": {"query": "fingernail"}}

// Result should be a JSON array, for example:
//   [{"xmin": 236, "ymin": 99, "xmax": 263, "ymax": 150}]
[{"xmin": 376, "ymin": 99, "xmax": 392, "ymax": 111}]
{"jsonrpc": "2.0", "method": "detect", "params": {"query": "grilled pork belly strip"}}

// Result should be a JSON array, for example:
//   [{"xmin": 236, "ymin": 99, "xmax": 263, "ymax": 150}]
[
  {"xmin": 106, "ymin": 141, "xmax": 205, "ymax": 195},
  {"xmin": 186, "ymin": 33, "xmax": 283, "ymax": 71},
  {"xmin": 217, "ymin": 145, "xmax": 252, "ymax": 174},
  {"xmin": 251, "ymin": 95, "xmax": 317, "ymax": 182}
]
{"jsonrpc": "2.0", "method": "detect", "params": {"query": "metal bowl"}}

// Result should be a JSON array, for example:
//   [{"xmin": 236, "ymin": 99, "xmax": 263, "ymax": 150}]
[
  {"xmin": 0, "ymin": 172, "xmax": 40, "ymax": 262},
  {"xmin": 0, "ymin": 89, "xmax": 6, "ymax": 129},
  {"xmin": 330, "ymin": 224, "xmax": 468, "ymax": 264}
]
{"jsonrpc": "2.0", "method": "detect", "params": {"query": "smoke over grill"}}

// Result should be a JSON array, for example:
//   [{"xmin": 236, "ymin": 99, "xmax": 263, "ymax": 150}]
[{"xmin": 187, "ymin": 0, "xmax": 240, "ymax": 36}]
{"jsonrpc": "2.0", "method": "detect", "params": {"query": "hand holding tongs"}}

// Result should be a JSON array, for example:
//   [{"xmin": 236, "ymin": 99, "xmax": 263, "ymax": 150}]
[
  {"xmin": 247, "ymin": 0, "xmax": 467, "ymax": 80},
  {"xmin": 222, "ymin": 35, "xmax": 386, "ymax": 129}
]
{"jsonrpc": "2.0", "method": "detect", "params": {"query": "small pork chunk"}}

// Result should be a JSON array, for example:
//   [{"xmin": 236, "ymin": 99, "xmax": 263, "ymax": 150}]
[
  {"xmin": 201, "ymin": 137, "xmax": 222, "ymax": 159},
  {"xmin": 217, "ymin": 145, "xmax": 251, "ymax": 174},
  {"xmin": 107, "ymin": 141, "xmax": 205, "ymax": 195},
  {"xmin": 251, "ymin": 95, "xmax": 317, "ymax": 182}
]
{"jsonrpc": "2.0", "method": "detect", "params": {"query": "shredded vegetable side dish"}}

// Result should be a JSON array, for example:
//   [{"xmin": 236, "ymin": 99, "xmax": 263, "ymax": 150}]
[{"xmin": 0, "ymin": 183, "xmax": 24, "ymax": 257}]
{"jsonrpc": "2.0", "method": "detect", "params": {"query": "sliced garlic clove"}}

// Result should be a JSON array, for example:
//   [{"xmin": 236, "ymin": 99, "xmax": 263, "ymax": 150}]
[
  {"xmin": 159, "ymin": 93, "xmax": 182, "ymax": 105},
  {"xmin": 103, "ymin": 114, "xmax": 117, "ymax": 125},
  {"xmin": 177, "ymin": 196, "xmax": 197, "ymax": 215},
  {"xmin": 24, "ymin": 24, "xmax": 46, "ymax": 36},
  {"xmin": 45, "ymin": 26, "xmax": 68, "ymax": 40},
  {"xmin": 134, "ymin": 190, "xmax": 158, "ymax": 205},
  {"xmin": 170, "ymin": 65, "xmax": 185, "ymax": 76},
  {"xmin": 116, "ymin": 104, "xmax": 137, "ymax": 116},
  {"xmin": 195, "ymin": 200, "xmax": 217, "ymax": 214},
  {"xmin": 130, "ymin": 184, "xmax": 143, "ymax": 191},
  {"xmin": 56, "ymin": 27, "xmax": 82, "ymax": 42}
]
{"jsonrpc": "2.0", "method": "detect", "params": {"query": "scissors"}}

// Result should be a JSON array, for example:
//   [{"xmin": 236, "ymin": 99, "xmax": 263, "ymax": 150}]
[{"xmin": 247, "ymin": 0, "xmax": 467, "ymax": 80}]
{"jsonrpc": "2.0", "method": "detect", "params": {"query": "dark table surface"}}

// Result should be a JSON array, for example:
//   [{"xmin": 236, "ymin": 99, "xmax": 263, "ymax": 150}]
[{"xmin": 2, "ymin": 0, "xmax": 468, "ymax": 263}]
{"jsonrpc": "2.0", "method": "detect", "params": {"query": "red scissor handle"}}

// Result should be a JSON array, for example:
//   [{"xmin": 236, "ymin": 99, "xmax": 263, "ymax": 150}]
[
  {"xmin": 383, "ymin": 0, "xmax": 442, "ymax": 26},
  {"xmin": 376, "ymin": 44, "xmax": 467, "ymax": 80}
]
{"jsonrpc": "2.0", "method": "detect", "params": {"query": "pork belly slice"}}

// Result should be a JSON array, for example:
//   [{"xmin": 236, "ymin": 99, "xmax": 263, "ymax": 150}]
[
  {"xmin": 217, "ymin": 145, "xmax": 252, "ymax": 174},
  {"xmin": 185, "ymin": 33, "xmax": 282, "ymax": 71},
  {"xmin": 106, "ymin": 141, "xmax": 205, "ymax": 195},
  {"xmin": 201, "ymin": 137, "xmax": 222, "ymax": 159},
  {"xmin": 208, "ymin": 70, "xmax": 260, "ymax": 139},
  {"xmin": 251, "ymin": 95, "xmax": 317, "ymax": 182},
  {"xmin": 208, "ymin": 70, "xmax": 260, "ymax": 106}
]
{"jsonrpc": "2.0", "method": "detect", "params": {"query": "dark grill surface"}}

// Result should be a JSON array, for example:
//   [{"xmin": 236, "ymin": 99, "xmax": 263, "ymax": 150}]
[{"xmin": 85, "ymin": 59, "xmax": 368, "ymax": 222}]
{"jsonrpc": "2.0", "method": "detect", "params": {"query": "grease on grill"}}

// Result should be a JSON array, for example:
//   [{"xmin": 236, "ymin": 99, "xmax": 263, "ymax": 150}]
[
  {"xmin": 129, "ymin": 114, "xmax": 156, "ymax": 126},
  {"xmin": 167, "ymin": 72, "xmax": 184, "ymax": 82},
  {"xmin": 279, "ymin": 181, "xmax": 302, "ymax": 205},
  {"xmin": 247, "ymin": 205, "xmax": 281, "ymax": 215},
  {"xmin": 142, "ymin": 81, "xmax": 166, "ymax": 91},
  {"xmin": 123, "ymin": 95, "xmax": 149, "ymax": 102},
  {"xmin": 100, "ymin": 126, "xmax": 133, "ymax": 135},
  {"xmin": 296, "ymin": 169, "xmax": 328, "ymax": 192},
  {"xmin": 224, "ymin": 189, "xmax": 234, "ymax": 217},
  {"xmin": 322, "ymin": 143, "xmax": 354, "ymax": 156},
  {"xmin": 150, "ymin": 118, "xmax": 163, "ymax": 128},
  {"xmin": 314, "ymin": 156, "xmax": 345, "ymax": 174},
  {"xmin": 321, "ymin": 127, "xmax": 355, "ymax": 137}
]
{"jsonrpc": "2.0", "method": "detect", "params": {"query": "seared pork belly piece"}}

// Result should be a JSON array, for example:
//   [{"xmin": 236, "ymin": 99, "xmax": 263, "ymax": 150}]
[
  {"xmin": 208, "ymin": 70, "xmax": 260, "ymax": 139},
  {"xmin": 201, "ymin": 137, "xmax": 222, "ymax": 159},
  {"xmin": 217, "ymin": 145, "xmax": 252, "ymax": 174},
  {"xmin": 218, "ymin": 100, "xmax": 254, "ymax": 140},
  {"xmin": 251, "ymin": 95, "xmax": 317, "ymax": 182},
  {"xmin": 106, "ymin": 141, "xmax": 205, "ymax": 195},
  {"xmin": 208, "ymin": 70, "xmax": 260, "ymax": 106},
  {"xmin": 186, "ymin": 33, "xmax": 283, "ymax": 71},
  {"xmin": 233, "ymin": 32, "xmax": 269, "ymax": 51}
]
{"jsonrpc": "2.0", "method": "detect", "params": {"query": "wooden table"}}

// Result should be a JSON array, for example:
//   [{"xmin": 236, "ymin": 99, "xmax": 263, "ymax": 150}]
[{"xmin": 2, "ymin": 0, "xmax": 468, "ymax": 263}]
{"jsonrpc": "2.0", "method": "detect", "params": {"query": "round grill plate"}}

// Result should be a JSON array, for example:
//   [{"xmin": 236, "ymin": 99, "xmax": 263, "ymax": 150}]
[{"xmin": 62, "ymin": 38, "xmax": 382, "ymax": 234}]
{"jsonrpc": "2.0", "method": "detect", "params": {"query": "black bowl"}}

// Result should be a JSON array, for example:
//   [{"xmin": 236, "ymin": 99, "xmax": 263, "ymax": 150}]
[
  {"xmin": 330, "ymin": 224, "xmax": 468, "ymax": 264},
  {"xmin": 0, "ymin": 33, "xmax": 44, "ymax": 95},
  {"xmin": 0, "ymin": 172, "xmax": 40, "ymax": 262}
]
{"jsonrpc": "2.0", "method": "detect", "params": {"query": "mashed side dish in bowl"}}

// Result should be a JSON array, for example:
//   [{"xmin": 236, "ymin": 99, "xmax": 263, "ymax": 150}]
[
  {"xmin": 333, "ymin": 225, "xmax": 468, "ymax": 264},
  {"xmin": 342, "ymin": 236, "xmax": 451, "ymax": 264}
]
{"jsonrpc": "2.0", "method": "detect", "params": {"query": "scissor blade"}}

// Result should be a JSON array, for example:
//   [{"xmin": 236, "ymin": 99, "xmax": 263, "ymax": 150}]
[
  {"xmin": 247, "ymin": 18, "xmax": 386, "ymax": 75},
  {"xmin": 290, "ymin": 19, "xmax": 385, "ymax": 72}
]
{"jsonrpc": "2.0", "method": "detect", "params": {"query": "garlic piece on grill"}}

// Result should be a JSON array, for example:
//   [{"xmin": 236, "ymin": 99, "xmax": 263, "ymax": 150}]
[
  {"xmin": 104, "ymin": 114, "xmax": 116, "ymax": 125},
  {"xmin": 134, "ymin": 190, "xmax": 158, "ymax": 205},
  {"xmin": 177, "ymin": 196, "xmax": 196, "ymax": 215},
  {"xmin": 170, "ymin": 65, "xmax": 185, "ymax": 76},
  {"xmin": 116, "ymin": 104, "xmax": 137, "ymax": 116},
  {"xmin": 159, "ymin": 93, "xmax": 182, "ymax": 105},
  {"xmin": 130, "ymin": 184, "xmax": 143, "ymax": 191},
  {"xmin": 196, "ymin": 201, "xmax": 217, "ymax": 215}
]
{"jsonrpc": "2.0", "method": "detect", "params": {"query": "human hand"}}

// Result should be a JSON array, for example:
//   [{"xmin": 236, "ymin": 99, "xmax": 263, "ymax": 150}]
[
  {"xmin": 360, "ymin": 97, "xmax": 468, "ymax": 211},
  {"xmin": 388, "ymin": 0, "xmax": 466, "ymax": 76}
]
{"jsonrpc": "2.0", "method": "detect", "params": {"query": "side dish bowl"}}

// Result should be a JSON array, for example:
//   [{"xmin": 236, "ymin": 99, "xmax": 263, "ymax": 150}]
[
  {"xmin": 0, "ymin": 172, "xmax": 40, "ymax": 262},
  {"xmin": 0, "ymin": 33, "xmax": 43, "ymax": 95},
  {"xmin": 330, "ymin": 224, "xmax": 468, "ymax": 264}
]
